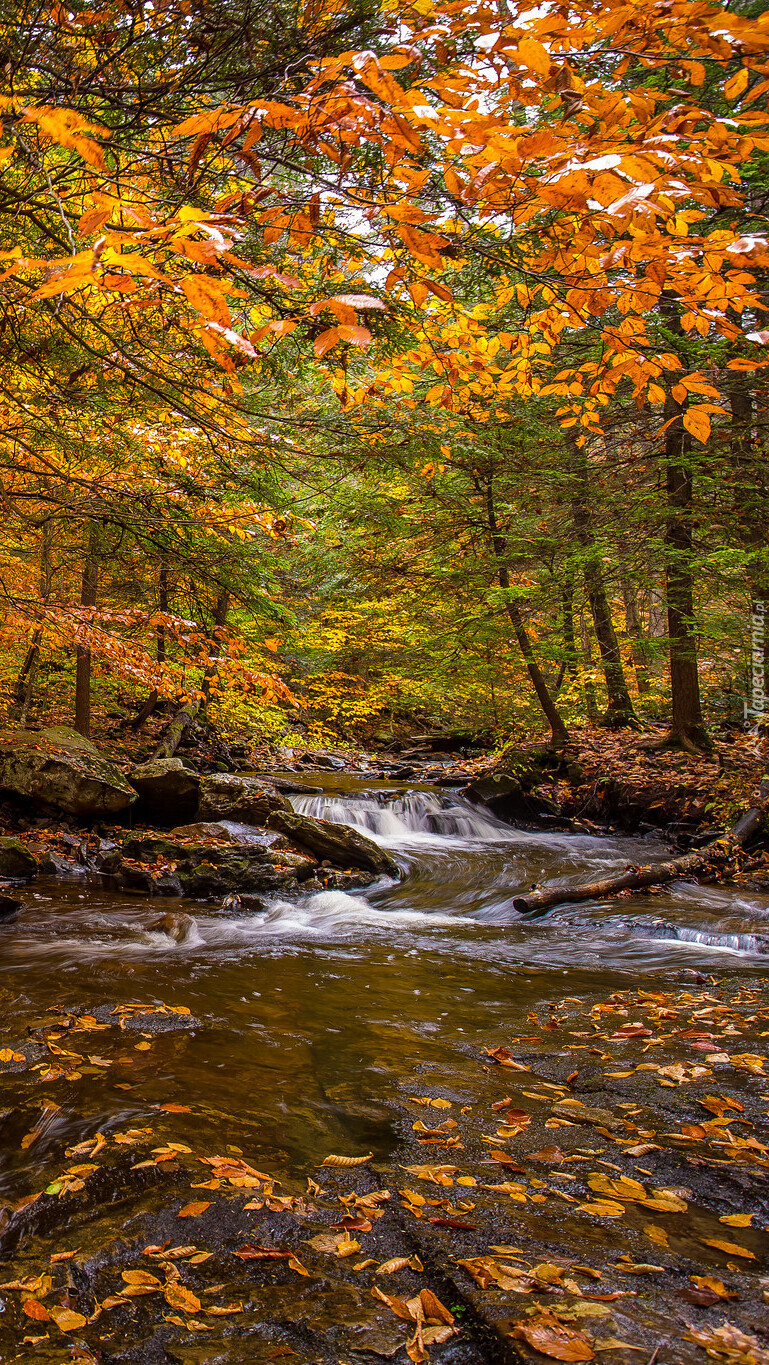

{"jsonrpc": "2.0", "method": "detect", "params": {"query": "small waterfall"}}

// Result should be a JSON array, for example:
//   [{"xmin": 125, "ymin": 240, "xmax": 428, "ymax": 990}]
[
  {"xmin": 290, "ymin": 790, "xmax": 505, "ymax": 842},
  {"xmin": 630, "ymin": 918, "xmax": 769, "ymax": 955}
]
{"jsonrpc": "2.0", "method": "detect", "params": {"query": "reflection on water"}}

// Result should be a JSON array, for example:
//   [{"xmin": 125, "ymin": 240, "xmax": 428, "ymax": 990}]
[{"xmin": 2, "ymin": 777, "xmax": 769, "ymax": 1184}]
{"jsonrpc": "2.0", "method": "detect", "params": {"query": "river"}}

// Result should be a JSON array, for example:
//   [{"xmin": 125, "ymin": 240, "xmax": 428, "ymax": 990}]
[{"xmin": 0, "ymin": 775, "xmax": 767, "ymax": 1360}]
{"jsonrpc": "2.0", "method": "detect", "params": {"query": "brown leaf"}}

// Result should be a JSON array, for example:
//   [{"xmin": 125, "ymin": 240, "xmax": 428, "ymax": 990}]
[
  {"xmin": 320, "ymin": 1152, "xmax": 372, "ymax": 1167},
  {"xmin": 22, "ymin": 1299, "xmax": 50, "ymax": 1321},
  {"xmin": 511, "ymin": 1311, "xmax": 595, "ymax": 1361},
  {"xmin": 372, "ymin": 1285, "xmax": 416, "ymax": 1321},
  {"xmin": 177, "ymin": 1201, "xmax": 211, "ymax": 1218},
  {"xmin": 164, "ymin": 1283, "xmax": 201, "ymax": 1313}
]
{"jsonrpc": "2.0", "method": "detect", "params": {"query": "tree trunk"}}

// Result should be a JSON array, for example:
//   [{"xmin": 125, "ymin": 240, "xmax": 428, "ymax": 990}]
[
  {"xmin": 729, "ymin": 373, "xmax": 769, "ymax": 708},
  {"xmin": 151, "ymin": 590, "xmax": 229, "ymax": 760},
  {"xmin": 620, "ymin": 576, "xmax": 651, "ymax": 696},
  {"xmin": 580, "ymin": 614, "xmax": 600, "ymax": 723},
  {"xmin": 664, "ymin": 388, "xmax": 711, "ymax": 751},
  {"xmin": 661, "ymin": 295, "xmax": 710, "ymax": 752},
  {"xmin": 74, "ymin": 522, "xmax": 99, "ymax": 739},
  {"xmin": 571, "ymin": 442, "xmax": 636, "ymax": 727},
  {"xmin": 13, "ymin": 520, "xmax": 54, "ymax": 724},
  {"xmin": 157, "ymin": 556, "xmax": 170, "ymax": 663},
  {"xmin": 485, "ymin": 484, "xmax": 570, "ymax": 745},
  {"xmin": 513, "ymin": 803, "xmax": 766, "ymax": 918}
]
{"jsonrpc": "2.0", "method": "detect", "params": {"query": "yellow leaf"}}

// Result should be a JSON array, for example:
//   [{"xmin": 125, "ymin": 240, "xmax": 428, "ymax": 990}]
[
  {"xmin": 700, "ymin": 1238, "xmax": 755, "ymax": 1259},
  {"xmin": 320, "ymin": 1151, "xmax": 373, "ymax": 1167},
  {"xmin": 682, "ymin": 409, "xmax": 711, "ymax": 444},
  {"xmin": 719, "ymin": 1214, "xmax": 753, "ymax": 1227},
  {"xmin": 181, "ymin": 275, "xmax": 232, "ymax": 328},
  {"xmin": 49, "ymin": 1306, "xmax": 88, "ymax": 1330},
  {"xmin": 577, "ymin": 1201, "xmax": 625, "ymax": 1218},
  {"xmin": 517, "ymin": 36, "xmax": 551, "ymax": 76}
]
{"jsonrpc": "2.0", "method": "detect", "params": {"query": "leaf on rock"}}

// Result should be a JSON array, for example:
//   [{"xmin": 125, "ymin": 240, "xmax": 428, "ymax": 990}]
[
  {"xmin": 177, "ymin": 1201, "xmax": 211, "ymax": 1218},
  {"xmin": 511, "ymin": 1311, "xmax": 595, "ymax": 1361},
  {"xmin": 320, "ymin": 1152, "xmax": 372, "ymax": 1167},
  {"xmin": 700, "ymin": 1238, "xmax": 756, "ymax": 1260}
]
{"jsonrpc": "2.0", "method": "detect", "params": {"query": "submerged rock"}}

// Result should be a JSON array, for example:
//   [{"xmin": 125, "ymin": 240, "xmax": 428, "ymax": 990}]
[
  {"xmin": 129, "ymin": 758, "xmax": 201, "ymax": 825},
  {"xmin": 0, "ymin": 726, "xmax": 136, "ymax": 818}
]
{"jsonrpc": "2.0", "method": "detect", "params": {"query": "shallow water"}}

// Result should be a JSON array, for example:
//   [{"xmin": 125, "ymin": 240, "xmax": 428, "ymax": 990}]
[{"xmin": 2, "ymin": 776, "xmax": 768, "ymax": 1199}]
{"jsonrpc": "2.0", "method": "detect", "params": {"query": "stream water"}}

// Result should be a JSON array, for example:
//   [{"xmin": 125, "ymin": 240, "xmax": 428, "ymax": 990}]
[{"xmin": 3, "ymin": 774, "xmax": 769, "ymax": 1203}]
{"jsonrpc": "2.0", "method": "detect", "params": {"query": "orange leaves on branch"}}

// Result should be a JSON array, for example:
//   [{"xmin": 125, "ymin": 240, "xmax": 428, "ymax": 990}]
[{"xmin": 21, "ymin": 106, "xmax": 110, "ymax": 169}]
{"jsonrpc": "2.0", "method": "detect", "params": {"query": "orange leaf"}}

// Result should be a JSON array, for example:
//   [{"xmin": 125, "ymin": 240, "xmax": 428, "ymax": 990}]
[
  {"xmin": 22, "ymin": 1300, "xmax": 50, "ymax": 1321},
  {"xmin": 178, "ymin": 1201, "xmax": 211, "ymax": 1218}
]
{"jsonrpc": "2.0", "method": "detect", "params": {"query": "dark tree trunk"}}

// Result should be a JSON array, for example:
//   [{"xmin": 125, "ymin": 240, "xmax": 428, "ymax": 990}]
[
  {"xmin": 661, "ymin": 296, "xmax": 711, "ymax": 752},
  {"xmin": 663, "ymin": 388, "xmax": 711, "ymax": 751},
  {"xmin": 157, "ymin": 557, "xmax": 170, "ymax": 663},
  {"xmin": 571, "ymin": 442, "xmax": 636, "ymax": 727},
  {"xmin": 729, "ymin": 373, "xmax": 769, "ymax": 706},
  {"xmin": 13, "ymin": 520, "xmax": 54, "ymax": 725},
  {"xmin": 151, "ymin": 590, "xmax": 229, "ymax": 760},
  {"xmin": 74, "ymin": 522, "xmax": 99, "ymax": 739}
]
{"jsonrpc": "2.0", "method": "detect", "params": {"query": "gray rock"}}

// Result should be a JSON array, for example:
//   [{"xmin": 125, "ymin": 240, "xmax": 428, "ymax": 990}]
[
  {"xmin": 101, "ymin": 834, "xmax": 299, "ymax": 899},
  {"xmin": 130, "ymin": 758, "xmax": 201, "ymax": 825},
  {"xmin": 0, "ymin": 727, "xmax": 136, "ymax": 818},
  {"xmin": 196, "ymin": 773, "xmax": 290, "ymax": 824}
]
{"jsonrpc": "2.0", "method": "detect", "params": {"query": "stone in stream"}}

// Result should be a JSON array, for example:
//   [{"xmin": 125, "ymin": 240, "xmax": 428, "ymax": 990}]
[
  {"xmin": 0, "ymin": 837, "xmax": 38, "ymax": 881},
  {"xmin": 266, "ymin": 808, "xmax": 399, "ymax": 877},
  {"xmin": 0, "ymin": 726, "xmax": 136, "ymax": 819},
  {"xmin": 196, "ymin": 772, "xmax": 291, "ymax": 824},
  {"xmin": 129, "ymin": 757, "xmax": 201, "ymax": 824},
  {"xmin": 100, "ymin": 834, "xmax": 319, "ymax": 899}
]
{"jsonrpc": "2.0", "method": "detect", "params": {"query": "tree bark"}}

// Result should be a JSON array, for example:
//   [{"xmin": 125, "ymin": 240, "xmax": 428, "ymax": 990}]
[
  {"xmin": 570, "ymin": 442, "xmax": 636, "ymax": 727},
  {"xmin": 580, "ymin": 613, "xmax": 600, "ymax": 723},
  {"xmin": 513, "ymin": 803, "xmax": 766, "ymax": 918},
  {"xmin": 661, "ymin": 297, "xmax": 711, "ymax": 752},
  {"xmin": 74, "ymin": 522, "xmax": 99, "ymax": 739},
  {"xmin": 13, "ymin": 519, "xmax": 54, "ymax": 725},
  {"xmin": 485, "ymin": 484, "xmax": 570, "ymax": 745},
  {"xmin": 620, "ymin": 575, "xmax": 651, "ymax": 696},
  {"xmin": 151, "ymin": 589, "xmax": 229, "ymax": 760}
]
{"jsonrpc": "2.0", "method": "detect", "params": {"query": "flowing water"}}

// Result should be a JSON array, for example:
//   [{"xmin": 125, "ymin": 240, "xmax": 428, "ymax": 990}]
[{"xmin": 3, "ymin": 776, "xmax": 768, "ymax": 1189}]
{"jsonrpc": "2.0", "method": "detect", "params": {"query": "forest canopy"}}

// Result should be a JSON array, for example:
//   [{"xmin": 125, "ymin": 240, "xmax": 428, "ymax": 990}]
[{"xmin": 1, "ymin": 0, "xmax": 768, "ymax": 755}]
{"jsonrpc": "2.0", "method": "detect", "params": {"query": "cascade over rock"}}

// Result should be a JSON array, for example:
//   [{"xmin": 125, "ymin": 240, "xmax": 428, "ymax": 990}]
[{"xmin": 0, "ymin": 726, "xmax": 136, "ymax": 818}]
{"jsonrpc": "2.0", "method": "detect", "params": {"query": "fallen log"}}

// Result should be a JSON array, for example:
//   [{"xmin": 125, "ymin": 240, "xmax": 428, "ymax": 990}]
[{"xmin": 512, "ymin": 803, "xmax": 767, "ymax": 920}]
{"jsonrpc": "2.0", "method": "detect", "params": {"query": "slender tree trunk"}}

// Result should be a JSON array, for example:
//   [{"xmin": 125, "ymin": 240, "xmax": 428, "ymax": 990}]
[
  {"xmin": 151, "ymin": 589, "xmax": 229, "ymax": 760},
  {"xmin": 661, "ymin": 296, "xmax": 711, "ymax": 752},
  {"xmin": 485, "ymin": 485, "xmax": 570, "ymax": 745},
  {"xmin": 663, "ymin": 388, "xmax": 711, "ymax": 751},
  {"xmin": 729, "ymin": 373, "xmax": 769, "ymax": 702},
  {"xmin": 74, "ymin": 522, "xmax": 99, "ymax": 739},
  {"xmin": 157, "ymin": 556, "xmax": 169, "ymax": 663},
  {"xmin": 580, "ymin": 613, "xmax": 600, "ymax": 723},
  {"xmin": 13, "ymin": 520, "xmax": 54, "ymax": 724},
  {"xmin": 570, "ymin": 443, "xmax": 636, "ymax": 727},
  {"xmin": 620, "ymin": 576, "xmax": 651, "ymax": 696}
]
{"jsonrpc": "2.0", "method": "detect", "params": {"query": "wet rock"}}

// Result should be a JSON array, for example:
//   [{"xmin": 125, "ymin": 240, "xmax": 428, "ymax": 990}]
[
  {"xmin": 0, "ymin": 893, "xmax": 22, "ymax": 920},
  {"xmin": 196, "ymin": 772, "xmax": 290, "ymax": 824},
  {"xmin": 267, "ymin": 808, "xmax": 399, "ymax": 877},
  {"xmin": 551, "ymin": 1098, "xmax": 624, "ymax": 1130},
  {"xmin": 0, "ymin": 726, "xmax": 136, "ymax": 819},
  {"xmin": 170, "ymin": 820, "xmax": 235, "ymax": 842},
  {"xmin": 0, "ymin": 837, "xmax": 37, "ymax": 880},
  {"xmin": 129, "ymin": 757, "xmax": 200, "ymax": 824},
  {"xmin": 298, "ymin": 751, "xmax": 346, "ymax": 770},
  {"xmin": 147, "ymin": 910, "xmax": 197, "ymax": 943},
  {"xmin": 101, "ymin": 835, "xmax": 305, "ymax": 899}
]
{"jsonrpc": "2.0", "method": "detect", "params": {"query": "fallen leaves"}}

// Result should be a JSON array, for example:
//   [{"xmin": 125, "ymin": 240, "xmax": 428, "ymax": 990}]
[
  {"xmin": 699, "ymin": 1237, "xmax": 756, "ymax": 1260},
  {"xmin": 510, "ymin": 1310, "xmax": 594, "ymax": 1361},
  {"xmin": 320, "ymin": 1152, "xmax": 373, "ymax": 1167},
  {"xmin": 177, "ymin": 1201, "xmax": 211, "ymax": 1218}
]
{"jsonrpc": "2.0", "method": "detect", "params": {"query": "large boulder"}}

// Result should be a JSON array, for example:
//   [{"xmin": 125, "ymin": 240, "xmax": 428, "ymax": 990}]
[
  {"xmin": 196, "ymin": 774, "xmax": 290, "ymax": 824},
  {"xmin": 0, "ymin": 727, "xmax": 136, "ymax": 818},
  {"xmin": 100, "ymin": 834, "xmax": 317, "ymax": 899},
  {"xmin": 267, "ymin": 809, "xmax": 399, "ymax": 878},
  {"xmin": 129, "ymin": 758, "xmax": 201, "ymax": 825}
]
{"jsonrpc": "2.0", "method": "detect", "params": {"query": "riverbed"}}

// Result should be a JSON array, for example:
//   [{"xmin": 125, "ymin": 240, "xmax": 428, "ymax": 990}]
[{"xmin": 0, "ymin": 776, "xmax": 767, "ymax": 1362}]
